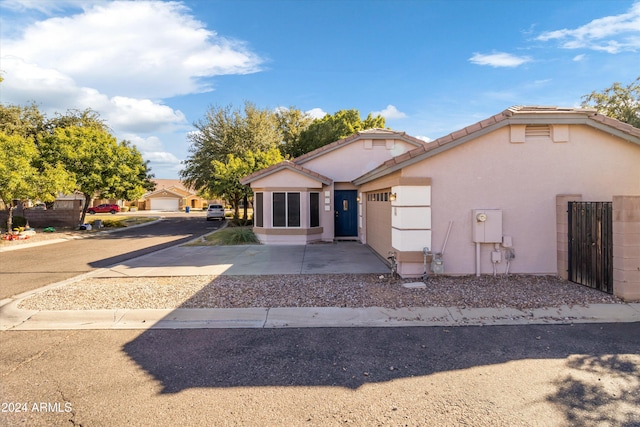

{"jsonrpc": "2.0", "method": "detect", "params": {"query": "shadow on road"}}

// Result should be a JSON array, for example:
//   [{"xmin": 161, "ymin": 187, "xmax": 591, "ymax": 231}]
[
  {"xmin": 122, "ymin": 323, "xmax": 640, "ymax": 408},
  {"xmin": 547, "ymin": 354, "xmax": 640, "ymax": 426}
]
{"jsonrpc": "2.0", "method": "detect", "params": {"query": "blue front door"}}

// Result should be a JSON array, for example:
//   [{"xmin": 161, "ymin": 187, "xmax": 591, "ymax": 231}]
[{"xmin": 334, "ymin": 190, "xmax": 357, "ymax": 237}]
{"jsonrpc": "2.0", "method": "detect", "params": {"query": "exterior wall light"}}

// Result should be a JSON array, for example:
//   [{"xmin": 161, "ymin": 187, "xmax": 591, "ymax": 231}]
[{"xmin": 389, "ymin": 193, "xmax": 397, "ymax": 201}]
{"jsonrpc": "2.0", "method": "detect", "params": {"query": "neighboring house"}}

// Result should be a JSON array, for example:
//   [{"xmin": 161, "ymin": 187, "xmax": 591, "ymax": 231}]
[
  {"xmin": 241, "ymin": 107, "xmax": 640, "ymax": 299},
  {"xmin": 140, "ymin": 179, "xmax": 210, "ymax": 211}
]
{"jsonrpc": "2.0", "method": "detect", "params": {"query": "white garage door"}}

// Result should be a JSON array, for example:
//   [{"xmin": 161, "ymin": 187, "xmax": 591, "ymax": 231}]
[
  {"xmin": 366, "ymin": 189, "xmax": 392, "ymax": 259},
  {"xmin": 150, "ymin": 197, "xmax": 179, "ymax": 211}
]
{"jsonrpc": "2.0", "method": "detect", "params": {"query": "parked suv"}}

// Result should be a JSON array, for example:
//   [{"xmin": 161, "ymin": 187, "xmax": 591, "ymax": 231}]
[
  {"xmin": 87, "ymin": 204, "xmax": 120, "ymax": 214},
  {"xmin": 206, "ymin": 204, "xmax": 225, "ymax": 221}
]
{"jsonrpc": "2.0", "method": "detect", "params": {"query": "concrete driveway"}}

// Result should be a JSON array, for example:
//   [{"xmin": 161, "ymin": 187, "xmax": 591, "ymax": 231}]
[{"xmin": 93, "ymin": 241, "xmax": 390, "ymax": 277}]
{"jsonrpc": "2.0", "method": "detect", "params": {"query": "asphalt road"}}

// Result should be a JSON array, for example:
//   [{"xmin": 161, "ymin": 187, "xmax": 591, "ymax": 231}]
[
  {"xmin": 0, "ymin": 213, "xmax": 222, "ymax": 300},
  {"xmin": 0, "ymin": 323, "xmax": 638, "ymax": 426}
]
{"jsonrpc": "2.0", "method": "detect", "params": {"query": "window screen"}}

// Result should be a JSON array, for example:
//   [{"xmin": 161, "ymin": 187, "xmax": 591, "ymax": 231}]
[
  {"xmin": 273, "ymin": 193, "xmax": 286, "ymax": 227},
  {"xmin": 255, "ymin": 192, "xmax": 263, "ymax": 227},
  {"xmin": 287, "ymin": 193, "xmax": 300, "ymax": 227},
  {"xmin": 310, "ymin": 193, "xmax": 319, "ymax": 227}
]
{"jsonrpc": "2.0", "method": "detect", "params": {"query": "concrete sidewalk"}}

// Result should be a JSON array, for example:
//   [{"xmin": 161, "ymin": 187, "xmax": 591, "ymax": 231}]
[
  {"xmin": 2, "ymin": 299, "xmax": 639, "ymax": 330},
  {"xmin": 1, "ymin": 240, "xmax": 639, "ymax": 331}
]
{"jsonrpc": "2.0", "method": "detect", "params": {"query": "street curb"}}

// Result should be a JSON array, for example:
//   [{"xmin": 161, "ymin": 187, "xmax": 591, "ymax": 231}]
[{"xmin": 2, "ymin": 302, "xmax": 639, "ymax": 331}]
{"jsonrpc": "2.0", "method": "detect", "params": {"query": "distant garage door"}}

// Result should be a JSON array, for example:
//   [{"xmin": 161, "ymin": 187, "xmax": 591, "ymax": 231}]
[
  {"xmin": 150, "ymin": 197, "xmax": 179, "ymax": 211},
  {"xmin": 366, "ymin": 190, "xmax": 392, "ymax": 259}
]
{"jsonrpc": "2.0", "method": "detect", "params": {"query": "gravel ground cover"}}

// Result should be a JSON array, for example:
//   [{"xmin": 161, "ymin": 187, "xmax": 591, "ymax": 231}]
[{"xmin": 19, "ymin": 274, "xmax": 622, "ymax": 311}]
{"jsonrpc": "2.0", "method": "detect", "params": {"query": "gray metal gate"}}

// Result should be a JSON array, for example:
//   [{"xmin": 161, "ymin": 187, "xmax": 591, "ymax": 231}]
[{"xmin": 568, "ymin": 201, "xmax": 613, "ymax": 294}]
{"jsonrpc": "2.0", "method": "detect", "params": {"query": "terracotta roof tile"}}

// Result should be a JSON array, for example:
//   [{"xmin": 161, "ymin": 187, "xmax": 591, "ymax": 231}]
[
  {"xmin": 354, "ymin": 105, "xmax": 640, "ymax": 185},
  {"xmin": 240, "ymin": 160, "xmax": 332, "ymax": 185},
  {"xmin": 588, "ymin": 112, "xmax": 640, "ymax": 138},
  {"xmin": 394, "ymin": 152, "xmax": 412, "ymax": 163},
  {"xmin": 437, "ymin": 134, "xmax": 454, "ymax": 146},
  {"xmin": 450, "ymin": 128, "xmax": 469, "ymax": 140},
  {"xmin": 293, "ymin": 128, "xmax": 427, "ymax": 164},
  {"xmin": 465, "ymin": 122, "xmax": 483, "ymax": 134},
  {"xmin": 409, "ymin": 146, "xmax": 426, "ymax": 157}
]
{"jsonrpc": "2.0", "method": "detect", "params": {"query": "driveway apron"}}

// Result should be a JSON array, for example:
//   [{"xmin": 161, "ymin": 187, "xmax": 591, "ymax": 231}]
[{"xmin": 92, "ymin": 241, "xmax": 390, "ymax": 277}]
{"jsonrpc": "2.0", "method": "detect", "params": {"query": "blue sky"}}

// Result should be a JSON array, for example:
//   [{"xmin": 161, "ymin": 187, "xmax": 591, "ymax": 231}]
[{"xmin": 1, "ymin": 0, "xmax": 639, "ymax": 178}]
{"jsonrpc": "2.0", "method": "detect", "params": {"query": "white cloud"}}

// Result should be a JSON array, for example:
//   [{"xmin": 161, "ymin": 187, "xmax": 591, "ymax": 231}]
[
  {"xmin": 122, "ymin": 134, "xmax": 165, "ymax": 152},
  {"xmin": 108, "ymin": 97, "xmax": 187, "ymax": 134},
  {"xmin": 537, "ymin": 2, "xmax": 640, "ymax": 53},
  {"xmin": 573, "ymin": 54, "xmax": 587, "ymax": 61},
  {"xmin": 142, "ymin": 151, "xmax": 183, "ymax": 165},
  {"xmin": 305, "ymin": 108, "xmax": 327, "ymax": 119},
  {"xmin": 469, "ymin": 52, "xmax": 532, "ymax": 67},
  {"xmin": 278, "ymin": 106, "xmax": 327, "ymax": 120},
  {"xmin": 371, "ymin": 105, "xmax": 407, "ymax": 119},
  {"xmin": 2, "ymin": 0, "xmax": 264, "ymax": 99},
  {"xmin": 0, "ymin": 57, "xmax": 187, "ymax": 134},
  {"xmin": 121, "ymin": 134, "xmax": 182, "ymax": 168},
  {"xmin": 0, "ymin": 0, "xmax": 262, "ymax": 180},
  {"xmin": 415, "ymin": 135, "xmax": 432, "ymax": 143}
]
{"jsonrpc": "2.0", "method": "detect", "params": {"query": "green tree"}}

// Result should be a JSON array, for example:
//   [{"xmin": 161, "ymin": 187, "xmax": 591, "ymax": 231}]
[
  {"xmin": 292, "ymin": 109, "xmax": 385, "ymax": 158},
  {"xmin": 40, "ymin": 125, "xmax": 154, "ymax": 224},
  {"xmin": 210, "ymin": 147, "xmax": 283, "ymax": 220},
  {"xmin": 581, "ymin": 76, "xmax": 640, "ymax": 128},
  {"xmin": 274, "ymin": 107, "xmax": 313, "ymax": 158},
  {"xmin": 0, "ymin": 91, "xmax": 153, "ymax": 228},
  {"xmin": 0, "ymin": 131, "xmax": 73, "ymax": 230},
  {"xmin": 0, "ymin": 102, "xmax": 46, "ymax": 141},
  {"xmin": 0, "ymin": 101, "xmax": 76, "ymax": 230},
  {"xmin": 181, "ymin": 102, "xmax": 283, "ymax": 217}
]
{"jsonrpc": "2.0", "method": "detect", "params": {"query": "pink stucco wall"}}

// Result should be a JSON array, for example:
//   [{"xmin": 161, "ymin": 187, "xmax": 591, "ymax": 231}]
[
  {"xmin": 301, "ymin": 139, "xmax": 418, "ymax": 182},
  {"xmin": 249, "ymin": 137, "xmax": 421, "ymax": 244},
  {"xmin": 400, "ymin": 124, "xmax": 640, "ymax": 275}
]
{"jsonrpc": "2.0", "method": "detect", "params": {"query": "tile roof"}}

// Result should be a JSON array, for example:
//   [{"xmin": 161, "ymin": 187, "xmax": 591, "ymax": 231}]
[
  {"xmin": 143, "ymin": 179, "xmax": 198, "ymax": 198},
  {"xmin": 240, "ymin": 129, "xmax": 426, "ymax": 185},
  {"xmin": 293, "ymin": 128, "xmax": 428, "ymax": 164},
  {"xmin": 241, "ymin": 106, "xmax": 640, "ymax": 188},
  {"xmin": 353, "ymin": 106, "xmax": 640, "ymax": 185},
  {"xmin": 144, "ymin": 186, "xmax": 189, "ymax": 199},
  {"xmin": 240, "ymin": 160, "xmax": 333, "ymax": 185}
]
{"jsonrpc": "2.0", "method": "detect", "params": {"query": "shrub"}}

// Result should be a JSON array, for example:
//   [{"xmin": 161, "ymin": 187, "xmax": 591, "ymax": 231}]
[
  {"xmin": 229, "ymin": 218, "xmax": 253, "ymax": 227},
  {"xmin": 103, "ymin": 218, "xmax": 126, "ymax": 227},
  {"xmin": 218, "ymin": 227, "xmax": 259, "ymax": 245}
]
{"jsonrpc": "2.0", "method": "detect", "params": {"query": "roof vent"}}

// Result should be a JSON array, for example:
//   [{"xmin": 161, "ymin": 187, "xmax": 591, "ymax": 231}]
[{"xmin": 525, "ymin": 125, "xmax": 551, "ymax": 139}]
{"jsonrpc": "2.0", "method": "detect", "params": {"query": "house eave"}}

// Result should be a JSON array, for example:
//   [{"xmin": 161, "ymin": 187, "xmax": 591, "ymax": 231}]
[
  {"xmin": 353, "ymin": 120, "xmax": 508, "ymax": 185},
  {"xmin": 354, "ymin": 109, "xmax": 640, "ymax": 186},
  {"xmin": 240, "ymin": 163, "xmax": 333, "ymax": 186},
  {"xmin": 144, "ymin": 188, "xmax": 187, "ymax": 199},
  {"xmin": 294, "ymin": 130, "xmax": 428, "ymax": 165}
]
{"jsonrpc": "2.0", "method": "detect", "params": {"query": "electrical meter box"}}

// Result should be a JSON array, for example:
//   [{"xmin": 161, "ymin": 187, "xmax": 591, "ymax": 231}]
[{"xmin": 472, "ymin": 209, "xmax": 503, "ymax": 243}]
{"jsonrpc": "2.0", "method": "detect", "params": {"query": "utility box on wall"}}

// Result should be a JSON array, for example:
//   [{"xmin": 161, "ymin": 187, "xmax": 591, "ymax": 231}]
[{"xmin": 472, "ymin": 209, "xmax": 503, "ymax": 243}]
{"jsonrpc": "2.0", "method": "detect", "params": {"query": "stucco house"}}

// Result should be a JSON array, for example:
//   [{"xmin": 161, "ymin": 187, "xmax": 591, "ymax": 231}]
[
  {"xmin": 139, "ymin": 179, "xmax": 210, "ymax": 211},
  {"xmin": 241, "ymin": 106, "xmax": 640, "ymax": 299}
]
